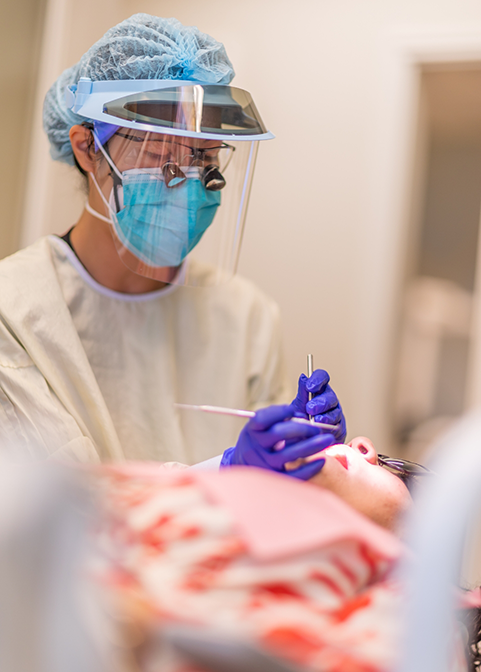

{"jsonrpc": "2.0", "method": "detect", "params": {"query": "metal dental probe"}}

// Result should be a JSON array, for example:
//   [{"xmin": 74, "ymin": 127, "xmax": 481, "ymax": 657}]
[
  {"xmin": 174, "ymin": 403, "xmax": 339, "ymax": 432},
  {"xmin": 307, "ymin": 353, "xmax": 314, "ymax": 423}
]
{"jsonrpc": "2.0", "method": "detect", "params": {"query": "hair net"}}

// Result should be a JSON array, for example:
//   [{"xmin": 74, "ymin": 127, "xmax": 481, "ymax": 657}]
[{"xmin": 43, "ymin": 14, "xmax": 235, "ymax": 165}]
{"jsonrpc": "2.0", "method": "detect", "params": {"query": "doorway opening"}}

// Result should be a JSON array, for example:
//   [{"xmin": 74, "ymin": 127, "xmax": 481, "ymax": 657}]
[{"xmin": 393, "ymin": 63, "xmax": 481, "ymax": 460}]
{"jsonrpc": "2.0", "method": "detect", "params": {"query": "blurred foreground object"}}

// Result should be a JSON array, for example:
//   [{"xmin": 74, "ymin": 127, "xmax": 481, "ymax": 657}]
[
  {"xmin": 0, "ymin": 457, "xmax": 474, "ymax": 672},
  {"xmin": 91, "ymin": 463, "xmax": 465, "ymax": 672},
  {"xmin": 162, "ymin": 625, "xmax": 302, "ymax": 672},
  {"xmin": 0, "ymin": 464, "xmax": 118, "ymax": 672},
  {"xmin": 398, "ymin": 410, "xmax": 481, "ymax": 672}
]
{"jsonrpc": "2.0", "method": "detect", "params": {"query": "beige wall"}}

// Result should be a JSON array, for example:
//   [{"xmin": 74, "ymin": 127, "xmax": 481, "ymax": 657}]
[
  {"xmin": 0, "ymin": 0, "xmax": 46, "ymax": 258},
  {"xmin": 17, "ymin": 0, "xmax": 481, "ymax": 451}
]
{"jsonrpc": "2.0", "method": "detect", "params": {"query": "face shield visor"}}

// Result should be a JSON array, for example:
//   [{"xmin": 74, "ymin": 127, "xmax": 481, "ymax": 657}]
[{"xmin": 66, "ymin": 80, "xmax": 274, "ymax": 286}]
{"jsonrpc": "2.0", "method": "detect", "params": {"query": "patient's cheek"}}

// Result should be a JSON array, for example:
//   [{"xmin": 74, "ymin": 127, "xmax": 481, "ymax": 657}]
[{"xmin": 307, "ymin": 459, "xmax": 412, "ymax": 532}]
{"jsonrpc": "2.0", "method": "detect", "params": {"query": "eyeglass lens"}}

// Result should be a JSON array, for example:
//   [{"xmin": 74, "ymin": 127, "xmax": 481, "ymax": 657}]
[{"xmin": 377, "ymin": 454, "xmax": 432, "ymax": 479}]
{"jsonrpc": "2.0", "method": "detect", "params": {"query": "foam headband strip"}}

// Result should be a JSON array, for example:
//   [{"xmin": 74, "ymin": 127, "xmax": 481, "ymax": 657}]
[{"xmin": 93, "ymin": 120, "xmax": 120, "ymax": 151}]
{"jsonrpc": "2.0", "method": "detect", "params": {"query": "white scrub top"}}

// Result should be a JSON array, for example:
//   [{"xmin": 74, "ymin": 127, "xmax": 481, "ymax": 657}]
[{"xmin": 0, "ymin": 236, "xmax": 290, "ymax": 464}]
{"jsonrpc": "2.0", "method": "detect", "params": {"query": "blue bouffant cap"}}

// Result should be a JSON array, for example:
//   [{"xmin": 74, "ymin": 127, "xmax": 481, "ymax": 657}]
[{"xmin": 43, "ymin": 14, "xmax": 235, "ymax": 165}]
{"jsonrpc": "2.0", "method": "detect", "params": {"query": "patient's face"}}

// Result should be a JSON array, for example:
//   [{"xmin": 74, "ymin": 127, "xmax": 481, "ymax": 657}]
[{"xmin": 298, "ymin": 437, "xmax": 412, "ymax": 531}]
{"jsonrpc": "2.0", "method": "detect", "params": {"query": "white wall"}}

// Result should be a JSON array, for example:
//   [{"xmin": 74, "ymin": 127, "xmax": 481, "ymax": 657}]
[{"xmin": 19, "ymin": 0, "xmax": 481, "ymax": 451}]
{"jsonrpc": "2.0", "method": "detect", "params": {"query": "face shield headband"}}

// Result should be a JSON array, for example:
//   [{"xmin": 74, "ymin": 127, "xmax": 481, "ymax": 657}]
[{"xmin": 66, "ymin": 79, "xmax": 274, "ymax": 142}]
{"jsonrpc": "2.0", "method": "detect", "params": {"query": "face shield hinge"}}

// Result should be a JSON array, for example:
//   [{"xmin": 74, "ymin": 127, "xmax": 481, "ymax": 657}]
[{"xmin": 66, "ymin": 77, "xmax": 94, "ymax": 113}]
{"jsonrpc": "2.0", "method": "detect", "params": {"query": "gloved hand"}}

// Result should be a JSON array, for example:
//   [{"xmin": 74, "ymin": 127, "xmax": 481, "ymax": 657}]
[
  {"xmin": 290, "ymin": 369, "xmax": 346, "ymax": 443},
  {"xmin": 220, "ymin": 404, "xmax": 334, "ymax": 480}
]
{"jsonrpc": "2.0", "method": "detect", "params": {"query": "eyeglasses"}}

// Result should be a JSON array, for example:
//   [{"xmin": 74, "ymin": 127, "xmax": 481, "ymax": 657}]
[
  {"xmin": 377, "ymin": 454, "xmax": 433, "ymax": 486},
  {"xmin": 113, "ymin": 131, "xmax": 236, "ymax": 190}
]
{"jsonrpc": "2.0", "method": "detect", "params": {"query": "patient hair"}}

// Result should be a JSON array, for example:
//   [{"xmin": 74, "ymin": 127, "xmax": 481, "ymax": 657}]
[{"xmin": 461, "ymin": 606, "xmax": 481, "ymax": 671}]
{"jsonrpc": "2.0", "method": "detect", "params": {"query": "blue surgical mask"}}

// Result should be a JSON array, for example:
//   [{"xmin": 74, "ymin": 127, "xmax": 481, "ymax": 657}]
[{"xmin": 111, "ymin": 169, "xmax": 221, "ymax": 268}]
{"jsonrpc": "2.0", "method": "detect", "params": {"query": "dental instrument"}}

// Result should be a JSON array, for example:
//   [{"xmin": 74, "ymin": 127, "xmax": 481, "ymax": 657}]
[
  {"xmin": 174, "ymin": 403, "xmax": 339, "ymax": 432},
  {"xmin": 307, "ymin": 354, "xmax": 314, "ymax": 423}
]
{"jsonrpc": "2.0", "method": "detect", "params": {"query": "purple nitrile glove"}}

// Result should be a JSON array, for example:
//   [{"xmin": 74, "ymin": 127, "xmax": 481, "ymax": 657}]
[
  {"xmin": 220, "ymin": 404, "xmax": 334, "ymax": 480},
  {"xmin": 290, "ymin": 369, "xmax": 347, "ymax": 443}
]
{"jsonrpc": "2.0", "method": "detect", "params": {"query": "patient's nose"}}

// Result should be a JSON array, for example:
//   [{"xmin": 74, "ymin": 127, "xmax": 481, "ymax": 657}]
[{"xmin": 348, "ymin": 436, "xmax": 377, "ymax": 464}]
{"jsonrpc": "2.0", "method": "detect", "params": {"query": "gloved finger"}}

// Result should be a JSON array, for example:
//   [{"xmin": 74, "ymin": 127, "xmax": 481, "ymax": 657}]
[
  {"xmin": 313, "ymin": 406, "xmax": 343, "ymax": 426},
  {"xmin": 249, "ymin": 404, "xmax": 293, "ymax": 431},
  {"xmin": 252, "ymin": 419, "xmax": 323, "ymax": 449},
  {"xmin": 306, "ymin": 369, "xmax": 330, "ymax": 395},
  {"xmin": 275, "ymin": 432, "xmax": 334, "ymax": 464},
  {"xmin": 332, "ymin": 415, "xmax": 347, "ymax": 442},
  {"xmin": 289, "ymin": 373, "xmax": 309, "ymax": 416},
  {"xmin": 292, "ymin": 411, "xmax": 309, "ymax": 419},
  {"xmin": 314, "ymin": 413, "xmax": 346, "ymax": 442},
  {"xmin": 264, "ymin": 433, "xmax": 335, "ymax": 469},
  {"xmin": 288, "ymin": 458, "xmax": 326, "ymax": 481},
  {"xmin": 306, "ymin": 385, "xmax": 339, "ymax": 415}
]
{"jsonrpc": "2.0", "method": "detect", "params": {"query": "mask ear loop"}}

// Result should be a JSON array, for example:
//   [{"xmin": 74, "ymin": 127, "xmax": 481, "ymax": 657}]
[
  {"xmin": 85, "ymin": 200, "xmax": 112, "ymax": 225},
  {"xmin": 91, "ymin": 130, "xmax": 124, "ymax": 213},
  {"xmin": 88, "ymin": 133, "xmax": 118, "ymax": 223}
]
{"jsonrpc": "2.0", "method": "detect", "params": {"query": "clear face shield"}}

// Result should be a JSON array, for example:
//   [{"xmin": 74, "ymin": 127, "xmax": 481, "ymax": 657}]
[{"xmin": 67, "ymin": 81, "xmax": 273, "ymax": 286}]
